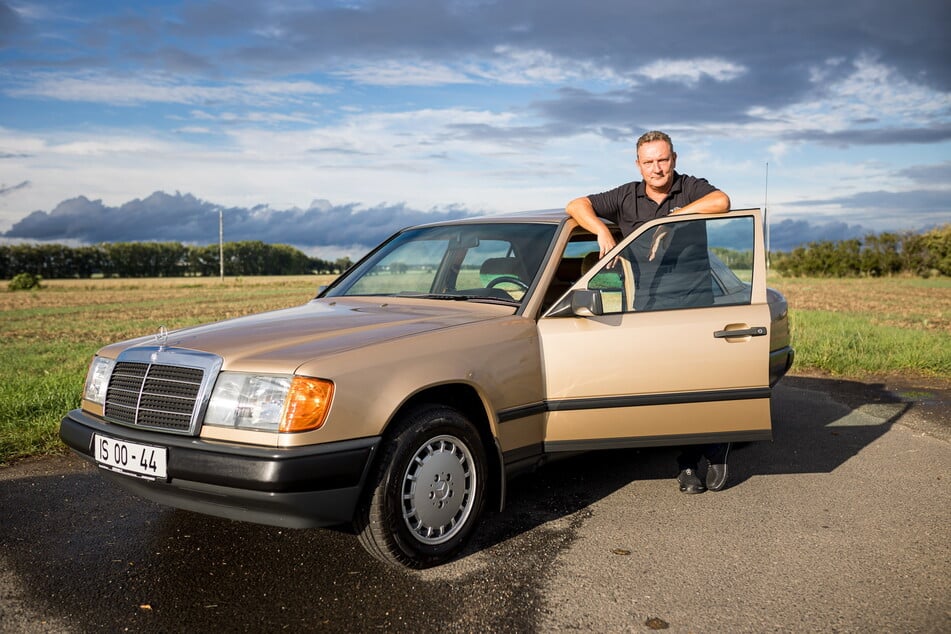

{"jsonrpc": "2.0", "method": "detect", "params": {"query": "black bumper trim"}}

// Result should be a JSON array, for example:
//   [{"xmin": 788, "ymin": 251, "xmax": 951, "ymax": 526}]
[
  {"xmin": 545, "ymin": 429, "xmax": 772, "ymax": 453},
  {"xmin": 547, "ymin": 387, "xmax": 772, "ymax": 412},
  {"xmin": 60, "ymin": 409, "xmax": 379, "ymax": 494},
  {"xmin": 770, "ymin": 346, "xmax": 795, "ymax": 386},
  {"xmin": 497, "ymin": 387, "xmax": 772, "ymax": 426}
]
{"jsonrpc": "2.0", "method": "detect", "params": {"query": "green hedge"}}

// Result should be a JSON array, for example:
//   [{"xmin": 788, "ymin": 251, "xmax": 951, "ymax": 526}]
[
  {"xmin": 771, "ymin": 225, "xmax": 950, "ymax": 278},
  {"xmin": 0, "ymin": 241, "xmax": 354, "ymax": 279}
]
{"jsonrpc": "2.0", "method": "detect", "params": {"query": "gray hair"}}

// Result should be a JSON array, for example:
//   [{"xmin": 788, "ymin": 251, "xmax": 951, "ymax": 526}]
[{"xmin": 636, "ymin": 130, "xmax": 673, "ymax": 153}]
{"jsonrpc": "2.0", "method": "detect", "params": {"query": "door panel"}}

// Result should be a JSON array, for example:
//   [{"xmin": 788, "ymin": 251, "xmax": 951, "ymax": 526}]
[{"xmin": 538, "ymin": 211, "xmax": 772, "ymax": 450}]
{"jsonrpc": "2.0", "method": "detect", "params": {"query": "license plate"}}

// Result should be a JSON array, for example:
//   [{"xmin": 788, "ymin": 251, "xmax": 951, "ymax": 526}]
[{"xmin": 94, "ymin": 434, "xmax": 168, "ymax": 480}]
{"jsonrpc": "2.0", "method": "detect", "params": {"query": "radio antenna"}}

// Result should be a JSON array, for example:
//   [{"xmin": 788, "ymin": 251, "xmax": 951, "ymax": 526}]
[{"xmin": 764, "ymin": 162, "xmax": 770, "ymax": 269}]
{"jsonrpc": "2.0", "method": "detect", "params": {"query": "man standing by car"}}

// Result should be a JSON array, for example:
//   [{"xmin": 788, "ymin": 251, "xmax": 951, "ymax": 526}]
[{"xmin": 565, "ymin": 130, "xmax": 732, "ymax": 494}]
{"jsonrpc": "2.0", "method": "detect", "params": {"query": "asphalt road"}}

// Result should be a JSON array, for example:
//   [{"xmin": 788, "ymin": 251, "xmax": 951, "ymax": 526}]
[{"xmin": 2, "ymin": 375, "xmax": 949, "ymax": 633}]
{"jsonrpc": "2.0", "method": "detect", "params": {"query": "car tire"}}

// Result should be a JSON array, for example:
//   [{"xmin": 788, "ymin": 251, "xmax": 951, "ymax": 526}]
[{"xmin": 355, "ymin": 404, "xmax": 487, "ymax": 568}]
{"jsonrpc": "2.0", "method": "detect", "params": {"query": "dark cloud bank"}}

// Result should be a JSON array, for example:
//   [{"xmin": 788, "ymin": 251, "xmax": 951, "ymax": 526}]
[
  {"xmin": 766, "ymin": 219, "xmax": 867, "ymax": 251},
  {"xmin": 3, "ymin": 191, "xmax": 901, "ymax": 254},
  {"xmin": 2, "ymin": 192, "xmax": 475, "ymax": 253}
]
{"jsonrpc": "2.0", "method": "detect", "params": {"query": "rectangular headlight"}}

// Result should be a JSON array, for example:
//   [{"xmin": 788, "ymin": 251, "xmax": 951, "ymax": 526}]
[
  {"xmin": 83, "ymin": 356, "xmax": 116, "ymax": 406},
  {"xmin": 205, "ymin": 372, "xmax": 333, "ymax": 433}
]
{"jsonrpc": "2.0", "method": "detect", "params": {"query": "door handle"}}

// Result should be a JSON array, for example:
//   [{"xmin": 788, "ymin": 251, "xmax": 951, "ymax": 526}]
[{"xmin": 714, "ymin": 326, "xmax": 768, "ymax": 338}]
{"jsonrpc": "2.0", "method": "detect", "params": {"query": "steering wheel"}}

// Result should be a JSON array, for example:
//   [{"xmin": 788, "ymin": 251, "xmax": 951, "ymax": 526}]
[{"xmin": 486, "ymin": 276, "xmax": 529, "ymax": 291}]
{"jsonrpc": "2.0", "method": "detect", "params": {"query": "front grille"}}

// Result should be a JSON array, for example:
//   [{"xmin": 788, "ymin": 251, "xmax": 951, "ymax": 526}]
[{"xmin": 104, "ymin": 361, "xmax": 206, "ymax": 433}]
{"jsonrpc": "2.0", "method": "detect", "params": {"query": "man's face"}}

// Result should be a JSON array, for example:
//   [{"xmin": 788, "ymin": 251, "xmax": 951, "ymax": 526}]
[{"xmin": 636, "ymin": 140, "xmax": 677, "ymax": 192}]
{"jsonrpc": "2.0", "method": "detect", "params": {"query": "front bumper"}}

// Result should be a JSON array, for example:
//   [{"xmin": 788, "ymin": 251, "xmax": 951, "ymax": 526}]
[{"xmin": 60, "ymin": 409, "xmax": 380, "ymax": 529}]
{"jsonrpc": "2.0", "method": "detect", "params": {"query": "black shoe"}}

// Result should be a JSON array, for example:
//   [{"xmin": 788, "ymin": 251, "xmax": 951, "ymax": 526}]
[
  {"xmin": 677, "ymin": 468, "xmax": 706, "ymax": 494},
  {"xmin": 705, "ymin": 443, "xmax": 731, "ymax": 491}
]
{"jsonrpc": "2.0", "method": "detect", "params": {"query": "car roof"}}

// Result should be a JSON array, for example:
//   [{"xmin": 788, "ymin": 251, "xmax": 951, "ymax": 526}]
[
  {"xmin": 413, "ymin": 208, "xmax": 619, "ymax": 230},
  {"xmin": 416, "ymin": 209, "xmax": 567, "ymax": 228}
]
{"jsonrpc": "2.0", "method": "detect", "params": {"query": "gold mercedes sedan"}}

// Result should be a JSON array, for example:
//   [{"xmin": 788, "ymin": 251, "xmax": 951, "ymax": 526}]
[{"xmin": 61, "ymin": 208, "xmax": 793, "ymax": 568}]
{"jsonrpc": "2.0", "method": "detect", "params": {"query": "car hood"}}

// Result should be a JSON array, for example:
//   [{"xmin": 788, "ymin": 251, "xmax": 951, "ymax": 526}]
[{"xmin": 100, "ymin": 297, "xmax": 513, "ymax": 372}]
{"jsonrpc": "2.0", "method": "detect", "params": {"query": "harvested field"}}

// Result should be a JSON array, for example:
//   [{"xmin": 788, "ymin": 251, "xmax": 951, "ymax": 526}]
[
  {"xmin": 770, "ymin": 276, "xmax": 950, "ymax": 333},
  {"xmin": 769, "ymin": 275, "xmax": 950, "ymax": 380},
  {"xmin": 1, "ymin": 276, "xmax": 331, "ymax": 345}
]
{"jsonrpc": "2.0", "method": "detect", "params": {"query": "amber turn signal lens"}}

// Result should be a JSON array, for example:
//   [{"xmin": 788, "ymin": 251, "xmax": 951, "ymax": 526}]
[{"xmin": 280, "ymin": 377, "xmax": 334, "ymax": 433}]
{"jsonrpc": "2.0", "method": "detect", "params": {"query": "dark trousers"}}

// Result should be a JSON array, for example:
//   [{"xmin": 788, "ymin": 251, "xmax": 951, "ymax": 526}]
[{"xmin": 677, "ymin": 443, "xmax": 730, "ymax": 470}]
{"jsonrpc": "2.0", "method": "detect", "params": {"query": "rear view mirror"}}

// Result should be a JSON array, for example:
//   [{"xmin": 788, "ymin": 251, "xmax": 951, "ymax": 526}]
[
  {"xmin": 450, "ymin": 233, "xmax": 481, "ymax": 249},
  {"xmin": 571, "ymin": 289, "xmax": 604, "ymax": 317}
]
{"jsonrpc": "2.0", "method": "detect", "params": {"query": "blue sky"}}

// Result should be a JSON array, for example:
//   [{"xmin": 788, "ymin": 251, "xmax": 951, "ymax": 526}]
[{"xmin": 1, "ymin": 0, "xmax": 949, "ymax": 258}]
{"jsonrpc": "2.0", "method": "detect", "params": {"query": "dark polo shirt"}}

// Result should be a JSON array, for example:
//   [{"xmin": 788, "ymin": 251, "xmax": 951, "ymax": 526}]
[{"xmin": 587, "ymin": 172, "xmax": 718, "ymax": 236}]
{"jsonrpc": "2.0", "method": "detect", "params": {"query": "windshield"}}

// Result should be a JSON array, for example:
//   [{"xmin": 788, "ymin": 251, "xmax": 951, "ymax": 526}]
[{"xmin": 323, "ymin": 223, "xmax": 558, "ymax": 304}]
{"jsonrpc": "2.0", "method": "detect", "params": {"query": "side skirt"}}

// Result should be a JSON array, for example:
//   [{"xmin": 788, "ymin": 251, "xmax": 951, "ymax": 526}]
[{"xmin": 544, "ymin": 429, "xmax": 771, "ymax": 454}]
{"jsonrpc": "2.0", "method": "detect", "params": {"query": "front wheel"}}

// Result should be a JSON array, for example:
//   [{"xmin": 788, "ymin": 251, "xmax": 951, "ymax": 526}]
[{"xmin": 355, "ymin": 404, "xmax": 487, "ymax": 568}]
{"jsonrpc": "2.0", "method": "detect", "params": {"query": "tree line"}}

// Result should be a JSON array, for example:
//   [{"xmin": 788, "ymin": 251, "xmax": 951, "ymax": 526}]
[
  {"xmin": 771, "ymin": 224, "xmax": 950, "ymax": 278},
  {"xmin": 0, "ymin": 241, "xmax": 354, "ymax": 280},
  {"xmin": 4, "ymin": 224, "xmax": 949, "ymax": 281}
]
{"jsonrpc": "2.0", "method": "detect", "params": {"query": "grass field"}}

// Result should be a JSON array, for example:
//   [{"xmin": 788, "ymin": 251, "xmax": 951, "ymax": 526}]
[
  {"xmin": 1, "ymin": 274, "xmax": 948, "ymax": 464},
  {"xmin": 771, "ymin": 276, "xmax": 950, "ymax": 377},
  {"xmin": 1, "ymin": 276, "xmax": 331, "ymax": 464}
]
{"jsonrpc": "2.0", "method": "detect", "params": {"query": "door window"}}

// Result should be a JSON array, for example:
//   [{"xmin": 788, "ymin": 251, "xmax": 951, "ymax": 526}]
[{"xmin": 587, "ymin": 216, "xmax": 755, "ymax": 314}]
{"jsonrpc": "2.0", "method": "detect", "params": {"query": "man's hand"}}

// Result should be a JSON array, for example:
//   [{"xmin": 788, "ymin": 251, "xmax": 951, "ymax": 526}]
[
  {"xmin": 597, "ymin": 231, "xmax": 617, "ymax": 258},
  {"xmin": 567, "ymin": 196, "xmax": 617, "ymax": 258}
]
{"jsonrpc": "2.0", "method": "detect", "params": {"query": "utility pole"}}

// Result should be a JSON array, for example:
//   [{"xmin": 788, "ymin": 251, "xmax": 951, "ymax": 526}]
[{"xmin": 218, "ymin": 207, "xmax": 224, "ymax": 281}]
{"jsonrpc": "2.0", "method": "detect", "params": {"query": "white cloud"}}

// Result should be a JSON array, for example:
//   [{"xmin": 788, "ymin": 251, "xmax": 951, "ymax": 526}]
[
  {"xmin": 54, "ymin": 138, "xmax": 172, "ymax": 157},
  {"xmin": 223, "ymin": 107, "xmax": 527, "ymax": 167},
  {"xmin": 748, "ymin": 57, "xmax": 951, "ymax": 134},
  {"xmin": 0, "ymin": 101, "xmax": 620, "ymax": 236},
  {"xmin": 636, "ymin": 58, "xmax": 747, "ymax": 85},
  {"xmin": 4, "ymin": 72, "xmax": 335, "ymax": 107},
  {"xmin": 9, "ymin": 2, "xmax": 64, "ymax": 21},
  {"xmin": 187, "ymin": 109, "xmax": 317, "ymax": 125},
  {"xmin": 470, "ymin": 46, "xmax": 630, "ymax": 86},
  {"xmin": 830, "ymin": 56, "xmax": 951, "ymax": 124},
  {"xmin": 336, "ymin": 61, "xmax": 473, "ymax": 86},
  {"xmin": 768, "ymin": 141, "xmax": 791, "ymax": 161},
  {"xmin": 339, "ymin": 47, "xmax": 630, "ymax": 88}
]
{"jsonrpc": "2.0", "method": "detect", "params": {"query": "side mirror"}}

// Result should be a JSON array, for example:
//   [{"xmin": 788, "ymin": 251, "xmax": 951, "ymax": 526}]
[{"xmin": 570, "ymin": 289, "xmax": 603, "ymax": 317}]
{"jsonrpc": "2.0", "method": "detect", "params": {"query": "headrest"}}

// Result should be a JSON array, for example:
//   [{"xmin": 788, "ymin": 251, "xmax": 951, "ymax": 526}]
[
  {"xmin": 581, "ymin": 251, "xmax": 600, "ymax": 275},
  {"xmin": 555, "ymin": 258, "xmax": 583, "ymax": 281}
]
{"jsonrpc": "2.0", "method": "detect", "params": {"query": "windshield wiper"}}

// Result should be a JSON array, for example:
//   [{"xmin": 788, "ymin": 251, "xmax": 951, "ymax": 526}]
[
  {"xmin": 458, "ymin": 295, "xmax": 520, "ymax": 306},
  {"xmin": 396, "ymin": 292, "xmax": 519, "ymax": 305}
]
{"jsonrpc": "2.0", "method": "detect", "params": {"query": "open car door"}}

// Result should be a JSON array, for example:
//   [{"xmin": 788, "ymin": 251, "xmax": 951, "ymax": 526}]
[{"xmin": 537, "ymin": 210, "xmax": 772, "ymax": 452}]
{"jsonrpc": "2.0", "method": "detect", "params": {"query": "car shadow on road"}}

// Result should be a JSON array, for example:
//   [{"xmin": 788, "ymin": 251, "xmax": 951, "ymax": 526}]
[{"xmin": 465, "ymin": 374, "xmax": 918, "ymax": 557}]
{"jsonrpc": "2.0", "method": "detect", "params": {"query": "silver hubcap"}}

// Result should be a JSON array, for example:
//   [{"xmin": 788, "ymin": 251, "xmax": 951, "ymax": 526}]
[{"xmin": 401, "ymin": 434, "xmax": 476, "ymax": 545}]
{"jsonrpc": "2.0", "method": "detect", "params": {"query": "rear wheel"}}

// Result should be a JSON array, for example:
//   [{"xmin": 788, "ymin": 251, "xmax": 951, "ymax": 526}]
[{"xmin": 355, "ymin": 404, "xmax": 487, "ymax": 568}]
